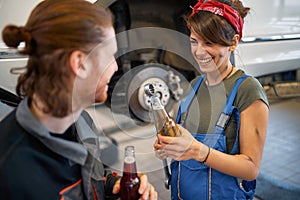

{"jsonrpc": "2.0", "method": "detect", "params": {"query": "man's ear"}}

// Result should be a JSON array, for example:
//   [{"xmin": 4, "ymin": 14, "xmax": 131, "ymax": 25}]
[{"xmin": 69, "ymin": 50, "xmax": 88, "ymax": 79}]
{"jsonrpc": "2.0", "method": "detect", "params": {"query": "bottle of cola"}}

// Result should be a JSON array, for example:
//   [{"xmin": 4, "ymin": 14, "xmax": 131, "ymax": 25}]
[
  {"xmin": 120, "ymin": 146, "xmax": 141, "ymax": 200},
  {"xmin": 149, "ymin": 91, "xmax": 180, "ymax": 137}
]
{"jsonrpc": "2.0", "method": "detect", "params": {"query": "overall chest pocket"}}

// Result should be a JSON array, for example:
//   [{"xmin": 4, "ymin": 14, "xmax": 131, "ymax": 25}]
[{"xmin": 171, "ymin": 133, "xmax": 227, "ymax": 199}]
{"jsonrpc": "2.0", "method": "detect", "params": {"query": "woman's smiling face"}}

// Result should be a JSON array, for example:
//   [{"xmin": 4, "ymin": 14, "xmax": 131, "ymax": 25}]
[{"xmin": 190, "ymin": 29, "xmax": 230, "ymax": 74}]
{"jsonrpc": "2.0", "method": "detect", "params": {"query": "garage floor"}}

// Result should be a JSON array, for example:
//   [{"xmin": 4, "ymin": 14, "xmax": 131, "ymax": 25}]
[{"xmin": 255, "ymin": 97, "xmax": 300, "ymax": 200}]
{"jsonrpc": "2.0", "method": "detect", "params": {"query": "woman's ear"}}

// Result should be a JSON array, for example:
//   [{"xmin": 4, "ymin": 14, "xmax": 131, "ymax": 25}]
[
  {"xmin": 229, "ymin": 34, "xmax": 239, "ymax": 51},
  {"xmin": 69, "ymin": 50, "xmax": 88, "ymax": 79}
]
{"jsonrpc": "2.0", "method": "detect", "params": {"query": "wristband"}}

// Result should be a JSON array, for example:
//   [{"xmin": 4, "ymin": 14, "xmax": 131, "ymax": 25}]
[{"xmin": 200, "ymin": 146, "xmax": 211, "ymax": 164}]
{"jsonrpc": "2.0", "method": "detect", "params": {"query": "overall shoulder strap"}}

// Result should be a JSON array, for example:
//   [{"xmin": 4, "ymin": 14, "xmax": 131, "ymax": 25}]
[
  {"xmin": 214, "ymin": 74, "xmax": 249, "ymax": 135},
  {"xmin": 218, "ymin": 74, "xmax": 257, "ymax": 196},
  {"xmin": 176, "ymin": 74, "xmax": 205, "ymax": 124}
]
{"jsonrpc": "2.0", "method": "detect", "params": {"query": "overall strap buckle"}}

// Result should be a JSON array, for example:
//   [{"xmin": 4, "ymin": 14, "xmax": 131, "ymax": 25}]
[{"xmin": 216, "ymin": 112, "xmax": 230, "ymax": 129}]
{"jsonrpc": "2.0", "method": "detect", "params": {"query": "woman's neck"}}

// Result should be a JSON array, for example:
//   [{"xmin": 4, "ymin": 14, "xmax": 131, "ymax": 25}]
[
  {"xmin": 29, "ymin": 97, "xmax": 82, "ymax": 134},
  {"xmin": 206, "ymin": 65, "xmax": 235, "ymax": 86}
]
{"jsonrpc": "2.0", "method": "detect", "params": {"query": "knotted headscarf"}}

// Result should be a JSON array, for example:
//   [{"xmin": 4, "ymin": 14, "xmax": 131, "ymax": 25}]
[{"xmin": 190, "ymin": 0, "xmax": 244, "ymax": 40}]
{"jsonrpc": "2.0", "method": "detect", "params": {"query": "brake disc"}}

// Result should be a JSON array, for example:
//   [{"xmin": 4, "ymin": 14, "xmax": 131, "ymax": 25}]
[{"xmin": 110, "ymin": 63, "xmax": 186, "ymax": 123}]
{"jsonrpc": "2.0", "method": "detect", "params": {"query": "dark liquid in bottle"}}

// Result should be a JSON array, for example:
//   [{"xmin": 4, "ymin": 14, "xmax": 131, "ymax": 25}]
[{"xmin": 120, "ymin": 157, "xmax": 141, "ymax": 200}]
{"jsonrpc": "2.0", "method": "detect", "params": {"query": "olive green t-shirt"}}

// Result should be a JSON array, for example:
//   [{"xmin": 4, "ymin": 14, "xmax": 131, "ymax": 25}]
[{"xmin": 182, "ymin": 69, "xmax": 269, "ymax": 153}]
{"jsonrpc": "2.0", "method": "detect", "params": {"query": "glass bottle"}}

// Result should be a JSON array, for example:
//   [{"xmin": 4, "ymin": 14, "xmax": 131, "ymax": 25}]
[
  {"xmin": 120, "ymin": 146, "xmax": 141, "ymax": 200},
  {"xmin": 149, "ymin": 93, "xmax": 180, "ymax": 137},
  {"xmin": 144, "ymin": 83, "xmax": 175, "ymax": 189}
]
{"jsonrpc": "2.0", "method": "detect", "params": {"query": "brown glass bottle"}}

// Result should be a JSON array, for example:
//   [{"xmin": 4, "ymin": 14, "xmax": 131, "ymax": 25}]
[
  {"xmin": 150, "ymin": 94, "xmax": 180, "ymax": 137},
  {"xmin": 120, "ymin": 146, "xmax": 141, "ymax": 200}
]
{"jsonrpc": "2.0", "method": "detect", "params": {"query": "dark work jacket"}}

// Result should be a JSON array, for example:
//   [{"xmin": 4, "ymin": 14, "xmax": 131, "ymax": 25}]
[{"xmin": 0, "ymin": 98, "xmax": 118, "ymax": 200}]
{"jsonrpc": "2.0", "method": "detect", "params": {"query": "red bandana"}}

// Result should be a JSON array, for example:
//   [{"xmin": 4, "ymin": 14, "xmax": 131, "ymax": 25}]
[{"xmin": 190, "ymin": 0, "xmax": 243, "ymax": 40}]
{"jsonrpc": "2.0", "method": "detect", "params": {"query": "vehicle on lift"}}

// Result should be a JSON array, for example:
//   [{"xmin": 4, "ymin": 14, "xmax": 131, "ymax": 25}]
[{"xmin": 99, "ymin": 0, "xmax": 300, "ymax": 119}]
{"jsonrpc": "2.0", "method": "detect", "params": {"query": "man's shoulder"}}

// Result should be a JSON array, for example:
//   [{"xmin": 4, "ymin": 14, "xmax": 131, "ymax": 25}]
[
  {"xmin": 0, "ymin": 109, "xmax": 24, "ymax": 140},
  {"xmin": 0, "ymin": 110, "xmax": 30, "ymax": 164}
]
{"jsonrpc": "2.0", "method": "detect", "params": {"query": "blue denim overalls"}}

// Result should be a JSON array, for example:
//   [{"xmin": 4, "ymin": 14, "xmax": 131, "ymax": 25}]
[{"xmin": 171, "ymin": 74, "xmax": 256, "ymax": 200}]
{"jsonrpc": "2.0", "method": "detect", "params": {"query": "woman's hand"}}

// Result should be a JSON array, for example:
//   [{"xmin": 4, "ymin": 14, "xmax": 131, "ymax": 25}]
[
  {"xmin": 112, "ymin": 174, "xmax": 158, "ymax": 200},
  {"xmin": 154, "ymin": 125, "xmax": 203, "ymax": 161}
]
